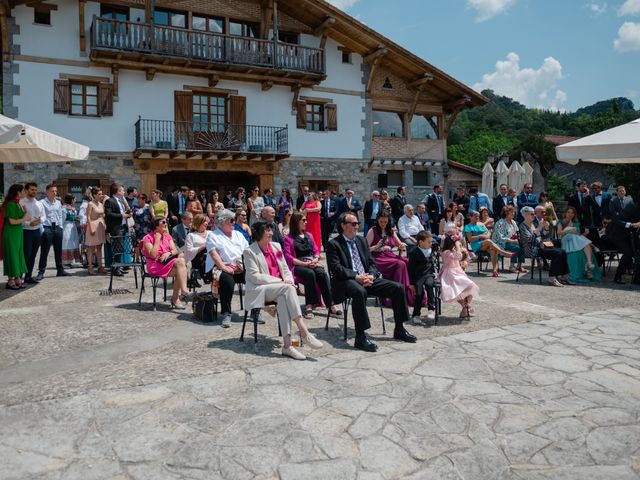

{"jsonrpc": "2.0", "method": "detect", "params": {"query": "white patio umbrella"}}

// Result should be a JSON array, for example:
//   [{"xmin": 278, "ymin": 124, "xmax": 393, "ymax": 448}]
[
  {"xmin": 0, "ymin": 114, "xmax": 89, "ymax": 163},
  {"xmin": 481, "ymin": 162, "xmax": 494, "ymax": 199},
  {"xmin": 555, "ymin": 118, "xmax": 640, "ymax": 164},
  {"xmin": 495, "ymin": 160, "xmax": 509, "ymax": 189}
]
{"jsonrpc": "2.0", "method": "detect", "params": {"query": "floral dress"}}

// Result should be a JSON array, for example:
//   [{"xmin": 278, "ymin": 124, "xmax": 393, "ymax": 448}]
[
  {"xmin": 133, "ymin": 204, "xmax": 152, "ymax": 241},
  {"xmin": 61, "ymin": 205, "xmax": 81, "ymax": 264}
]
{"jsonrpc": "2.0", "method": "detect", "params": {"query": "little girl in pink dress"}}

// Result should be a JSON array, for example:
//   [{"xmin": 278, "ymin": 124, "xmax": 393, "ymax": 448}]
[{"xmin": 439, "ymin": 234, "xmax": 480, "ymax": 318}]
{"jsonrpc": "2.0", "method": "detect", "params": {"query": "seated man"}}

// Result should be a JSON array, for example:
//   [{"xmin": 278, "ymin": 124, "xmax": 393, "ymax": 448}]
[
  {"xmin": 397, "ymin": 204, "xmax": 424, "ymax": 251},
  {"xmin": 326, "ymin": 213, "xmax": 417, "ymax": 352},
  {"xmin": 172, "ymin": 212, "xmax": 193, "ymax": 251},
  {"xmin": 408, "ymin": 231, "xmax": 437, "ymax": 325}
]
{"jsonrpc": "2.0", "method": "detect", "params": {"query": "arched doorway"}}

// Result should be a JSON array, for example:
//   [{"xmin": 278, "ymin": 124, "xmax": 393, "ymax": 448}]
[{"xmin": 157, "ymin": 171, "xmax": 260, "ymax": 197}]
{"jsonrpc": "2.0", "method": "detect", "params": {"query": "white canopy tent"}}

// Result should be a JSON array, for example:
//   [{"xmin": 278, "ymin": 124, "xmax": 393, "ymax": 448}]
[
  {"xmin": 555, "ymin": 118, "xmax": 640, "ymax": 165},
  {"xmin": 0, "ymin": 114, "xmax": 89, "ymax": 163}
]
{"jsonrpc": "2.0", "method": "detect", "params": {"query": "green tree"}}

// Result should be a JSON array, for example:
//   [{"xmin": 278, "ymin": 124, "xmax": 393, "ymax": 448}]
[
  {"xmin": 608, "ymin": 165, "xmax": 639, "ymax": 201},
  {"xmin": 448, "ymin": 133, "xmax": 516, "ymax": 168}
]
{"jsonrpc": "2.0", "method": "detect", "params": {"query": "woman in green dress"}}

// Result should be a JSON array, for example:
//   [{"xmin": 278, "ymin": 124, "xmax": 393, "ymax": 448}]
[{"xmin": 0, "ymin": 184, "xmax": 31, "ymax": 289}]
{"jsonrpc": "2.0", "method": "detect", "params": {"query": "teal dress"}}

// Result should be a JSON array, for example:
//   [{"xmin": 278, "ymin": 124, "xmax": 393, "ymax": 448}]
[
  {"xmin": 560, "ymin": 222, "xmax": 601, "ymax": 283},
  {"xmin": 463, "ymin": 223, "xmax": 487, "ymax": 252}
]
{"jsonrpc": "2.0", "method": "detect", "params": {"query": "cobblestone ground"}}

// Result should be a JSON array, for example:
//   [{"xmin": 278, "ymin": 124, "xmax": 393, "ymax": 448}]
[{"xmin": 0, "ymin": 259, "xmax": 639, "ymax": 480}]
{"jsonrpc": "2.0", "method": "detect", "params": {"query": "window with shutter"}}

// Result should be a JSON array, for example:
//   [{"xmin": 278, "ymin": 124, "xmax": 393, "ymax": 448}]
[
  {"xmin": 99, "ymin": 83, "xmax": 114, "ymax": 116},
  {"xmin": 53, "ymin": 79, "xmax": 69, "ymax": 114},
  {"xmin": 296, "ymin": 101, "xmax": 307, "ymax": 129},
  {"xmin": 326, "ymin": 103, "xmax": 337, "ymax": 131},
  {"xmin": 229, "ymin": 95, "xmax": 246, "ymax": 146},
  {"xmin": 174, "ymin": 90, "xmax": 194, "ymax": 148}
]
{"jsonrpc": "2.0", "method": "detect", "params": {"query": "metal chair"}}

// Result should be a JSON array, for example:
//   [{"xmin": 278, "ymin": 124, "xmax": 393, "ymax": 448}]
[
  {"xmin": 599, "ymin": 250, "xmax": 619, "ymax": 276},
  {"xmin": 107, "ymin": 233, "xmax": 142, "ymax": 294},
  {"xmin": 516, "ymin": 253, "xmax": 543, "ymax": 284},
  {"xmin": 240, "ymin": 302, "xmax": 281, "ymax": 343},
  {"xmin": 138, "ymin": 255, "xmax": 168, "ymax": 311}
]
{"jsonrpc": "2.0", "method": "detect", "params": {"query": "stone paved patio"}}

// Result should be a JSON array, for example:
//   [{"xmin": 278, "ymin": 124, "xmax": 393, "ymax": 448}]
[{"xmin": 0, "ymin": 264, "xmax": 639, "ymax": 479}]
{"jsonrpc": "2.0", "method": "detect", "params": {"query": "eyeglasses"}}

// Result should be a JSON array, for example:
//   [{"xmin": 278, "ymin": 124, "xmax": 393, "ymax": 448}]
[
  {"xmin": 302, "ymin": 218, "xmax": 308, "ymax": 223},
  {"xmin": 346, "ymin": 221, "xmax": 360, "ymax": 226},
  {"xmin": 159, "ymin": 220, "xmax": 167, "ymax": 224}
]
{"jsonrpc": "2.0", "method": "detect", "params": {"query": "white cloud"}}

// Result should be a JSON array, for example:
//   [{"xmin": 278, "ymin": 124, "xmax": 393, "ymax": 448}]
[
  {"xmin": 587, "ymin": 2, "xmax": 607, "ymax": 15},
  {"xmin": 614, "ymin": 22, "xmax": 640, "ymax": 51},
  {"xmin": 466, "ymin": 0, "xmax": 516, "ymax": 22},
  {"xmin": 326, "ymin": 0, "xmax": 360, "ymax": 10},
  {"xmin": 628, "ymin": 90, "xmax": 638, "ymax": 99},
  {"xmin": 474, "ymin": 52, "xmax": 567, "ymax": 110},
  {"xmin": 618, "ymin": 0, "xmax": 640, "ymax": 16}
]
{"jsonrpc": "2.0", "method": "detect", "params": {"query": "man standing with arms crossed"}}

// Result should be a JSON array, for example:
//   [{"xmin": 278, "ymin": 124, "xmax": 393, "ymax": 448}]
[
  {"xmin": 36, "ymin": 184, "xmax": 68, "ymax": 279},
  {"xmin": 20, "ymin": 182, "xmax": 45, "ymax": 284}
]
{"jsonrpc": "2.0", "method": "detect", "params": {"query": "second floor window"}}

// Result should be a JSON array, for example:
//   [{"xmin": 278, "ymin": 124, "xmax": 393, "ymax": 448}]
[
  {"xmin": 373, "ymin": 110, "xmax": 404, "ymax": 138},
  {"xmin": 229, "ymin": 20, "xmax": 258, "ymax": 38},
  {"xmin": 306, "ymin": 103, "xmax": 324, "ymax": 132},
  {"xmin": 278, "ymin": 32, "xmax": 299, "ymax": 44},
  {"xmin": 192, "ymin": 15, "xmax": 224, "ymax": 33},
  {"xmin": 100, "ymin": 5, "xmax": 128, "ymax": 21},
  {"xmin": 154, "ymin": 10, "xmax": 186, "ymax": 28},
  {"xmin": 70, "ymin": 81, "xmax": 99, "ymax": 117},
  {"xmin": 193, "ymin": 95, "xmax": 227, "ymax": 132}
]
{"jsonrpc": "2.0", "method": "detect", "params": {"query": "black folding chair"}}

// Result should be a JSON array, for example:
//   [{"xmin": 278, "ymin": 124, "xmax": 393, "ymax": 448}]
[{"xmin": 107, "ymin": 233, "xmax": 142, "ymax": 294}]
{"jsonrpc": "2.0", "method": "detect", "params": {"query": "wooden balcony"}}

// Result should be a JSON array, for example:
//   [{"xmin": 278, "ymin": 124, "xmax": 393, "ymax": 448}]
[
  {"xmin": 90, "ymin": 17, "xmax": 326, "ymax": 84},
  {"xmin": 133, "ymin": 119, "xmax": 289, "ymax": 162}
]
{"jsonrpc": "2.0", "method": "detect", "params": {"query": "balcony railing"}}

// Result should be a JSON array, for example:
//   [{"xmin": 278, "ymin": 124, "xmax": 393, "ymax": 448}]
[
  {"xmin": 135, "ymin": 119, "xmax": 288, "ymax": 154},
  {"xmin": 92, "ymin": 17, "xmax": 325, "ymax": 75}
]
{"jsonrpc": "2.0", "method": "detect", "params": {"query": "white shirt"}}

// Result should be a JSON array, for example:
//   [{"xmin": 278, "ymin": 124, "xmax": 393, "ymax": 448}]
[
  {"xmin": 19, "ymin": 197, "xmax": 45, "ymax": 231},
  {"xmin": 398, "ymin": 214, "xmax": 424, "ymax": 239},
  {"xmin": 419, "ymin": 247, "xmax": 432, "ymax": 258},
  {"xmin": 594, "ymin": 194, "xmax": 602, "ymax": 207},
  {"xmin": 206, "ymin": 228, "xmax": 248, "ymax": 272},
  {"xmin": 184, "ymin": 231, "xmax": 213, "ymax": 263},
  {"xmin": 115, "ymin": 195, "xmax": 127, "ymax": 225},
  {"xmin": 78, "ymin": 199, "xmax": 89, "ymax": 226},
  {"xmin": 40, "ymin": 197, "xmax": 63, "ymax": 227}
]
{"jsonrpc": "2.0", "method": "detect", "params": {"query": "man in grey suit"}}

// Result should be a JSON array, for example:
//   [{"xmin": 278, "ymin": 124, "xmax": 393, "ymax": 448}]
[
  {"xmin": 172, "ymin": 212, "xmax": 193, "ymax": 250},
  {"xmin": 610, "ymin": 186, "xmax": 634, "ymax": 219}
]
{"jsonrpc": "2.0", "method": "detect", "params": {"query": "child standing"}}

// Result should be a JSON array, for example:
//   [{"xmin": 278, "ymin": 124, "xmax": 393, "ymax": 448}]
[
  {"xmin": 408, "ymin": 231, "xmax": 437, "ymax": 325},
  {"xmin": 439, "ymin": 234, "xmax": 479, "ymax": 318}
]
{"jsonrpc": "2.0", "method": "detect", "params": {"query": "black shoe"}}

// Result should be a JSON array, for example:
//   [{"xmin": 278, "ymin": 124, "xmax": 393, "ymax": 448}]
[
  {"xmin": 24, "ymin": 277, "xmax": 39, "ymax": 284},
  {"xmin": 56, "ymin": 270, "xmax": 70, "ymax": 277},
  {"xmin": 354, "ymin": 335, "xmax": 378, "ymax": 352},
  {"xmin": 393, "ymin": 327, "xmax": 417, "ymax": 343},
  {"xmin": 111, "ymin": 268, "xmax": 124, "ymax": 277},
  {"xmin": 613, "ymin": 277, "xmax": 627, "ymax": 285},
  {"xmin": 35, "ymin": 272, "xmax": 44, "ymax": 281}
]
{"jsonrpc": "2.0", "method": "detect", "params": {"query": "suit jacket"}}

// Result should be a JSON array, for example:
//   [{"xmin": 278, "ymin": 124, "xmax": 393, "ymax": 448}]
[
  {"xmin": 336, "ymin": 197, "xmax": 362, "ymax": 218},
  {"xmin": 452, "ymin": 194, "xmax": 470, "ymax": 214},
  {"xmin": 104, "ymin": 196, "xmax": 129, "ymax": 236},
  {"xmin": 166, "ymin": 193, "xmax": 179, "ymax": 219},
  {"xmin": 171, "ymin": 223, "xmax": 189, "ymax": 249},
  {"xmin": 389, "ymin": 195, "xmax": 407, "ymax": 222},
  {"xmin": 363, "ymin": 199, "xmax": 383, "ymax": 223},
  {"xmin": 243, "ymin": 241, "xmax": 294, "ymax": 310},
  {"xmin": 407, "ymin": 247, "xmax": 436, "ymax": 285},
  {"xmin": 607, "ymin": 201, "xmax": 640, "ymax": 240},
  {"xmin": 610, "ymin": 196, "xmax": 634, "ymax": 219},
  {"xmin": 516, "ymin": 192, "xmax": 538, "ymax": 222},
  {"xmin": 295, "ymin": 195, "xmax": 308, "ymax": 211},
  {"xmin": 426, "ymin": 193, "xmax": 445, "ymax": 228},
  {"xmin": 568, "ymin": 192, "xmax": 592, "ymax": 226},
  {"xmin": 492, "ymin": 195, "xmax": 515, "ymax": 219},
  {"xmin": 320, "ymin": 197, "xmax": 337, "ymax": 220},
  {"xmin": 588, "ymin": 192, "xmax": 612, "ymax": 227},
  {"xmin": 326, "ymin": 234, "xmax": 379, "ymax": 304}
]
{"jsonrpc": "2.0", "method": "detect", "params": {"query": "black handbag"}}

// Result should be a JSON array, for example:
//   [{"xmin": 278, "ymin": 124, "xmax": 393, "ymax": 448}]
[{"xmin": 192, "ymin": 292, "xmax": 217, "ymax": 323}]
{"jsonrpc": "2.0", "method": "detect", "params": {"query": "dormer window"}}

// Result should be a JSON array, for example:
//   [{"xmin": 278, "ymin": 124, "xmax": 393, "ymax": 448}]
[
  {"xmin": 33, "ymin": 3, "xmax": 57, "ymax": 25},
  {"xmin": 342, "ymin": 52, "xmax": 352, "ymax": 64},
  {"xmin": 382, "ymin": 77, "xmax": 393, "ymax": 89}
]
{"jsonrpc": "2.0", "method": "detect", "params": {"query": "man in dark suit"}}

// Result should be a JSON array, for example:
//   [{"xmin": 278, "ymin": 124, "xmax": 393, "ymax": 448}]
[
  {"xmin": 389, "ymin": 186, "xmax": 407, "ymax": 225},
  {"xmin": 609, "ymin": 185, "xmax": 635, "ymax": 219},
  {"xmin": 326, "ymin": 213, "xmax": 416, "ymax": 352},
  {"xmin": 335, "ymin": 188, "xmax": 362, "ymax": 219},
  {"xmin": 320, "ymin": 190, "xmax": 337, "ymax": 250},
  {"xmin": 104, "ymin": 184, "xmax": 132, "ymax": 276},
  {"xmin": 168, "ymin": 186, "xmax": 188, "ymax": 227},
  {"xmin": 452, "ymin": 186, "xmax": 470, "ymax": 220},
  {"xmin": 363, "ymin": 190, "xmax": 383, "ymax": 235},
  {"xmin": 516, "ymin": 183, "xmax": 538, "ymax": 223},
  {"xmin": 171, "ymin": 212, "xmax": 192, "ymax": 250},
  {"xmin": 568, "ymin": 180, "xmax": 592, "ymax": 227},
  {"xmin": 425, "ymin": 184, "xmax": 445, "ymax": 234},
  {"xmin": 607, "ymin": 200, "xmax": 640, "ymax": 284},
  {"xmin": 296, "ymin": 185, "xmax": 310, "ymax": 211},
  {"xmin": 407, "ymin": 230, "xmax": 437, "ymax": 324},
  {"xmin": 260, "ymin": 206, "xmax": 284, "ymax": 247},
  {"xmin": 492, "ymin": 184, "xmax": 515, "ymax": 219},
  {"xmin": 585, "ymin": 181, "xmax": 612, "ymax": 246}
]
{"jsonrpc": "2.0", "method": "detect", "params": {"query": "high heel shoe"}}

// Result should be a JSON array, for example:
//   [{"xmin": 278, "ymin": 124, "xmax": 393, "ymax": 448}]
[
  {"xmin": 171, "ymin": 300, "xmax": 187, "ymax": 310},
  {"xmin": 97, "ymin": 267, "xmax": 106, "ymax": 274},
  {"xmin": 459, "ymin": 302, "xmax": 471, "ymax": 319}
]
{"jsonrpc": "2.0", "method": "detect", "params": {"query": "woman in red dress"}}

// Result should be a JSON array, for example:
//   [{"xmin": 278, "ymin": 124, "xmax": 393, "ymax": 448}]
[{"xmin": 301, "ymin": 192, "xmax": 322, "ymax": 250}]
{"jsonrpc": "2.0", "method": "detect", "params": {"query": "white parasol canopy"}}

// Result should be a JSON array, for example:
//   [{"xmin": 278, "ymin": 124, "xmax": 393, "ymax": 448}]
[
  {"xmin": 0, "ymin": 114, "xmax": 89, "ymax": 163},
  {"xmin": 555, "ymin": 118, "xmax": 640, "ymax": 165}
]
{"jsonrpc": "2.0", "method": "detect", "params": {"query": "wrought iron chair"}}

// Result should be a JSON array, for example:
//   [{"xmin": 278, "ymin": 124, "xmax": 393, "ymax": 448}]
[
  {"xmin": 107, "ymin": 233, "xmax": 142, "ymax": 294},
  {"xmin": 137, "ymin": 254, "xmax": 168, "ymax": 311}
]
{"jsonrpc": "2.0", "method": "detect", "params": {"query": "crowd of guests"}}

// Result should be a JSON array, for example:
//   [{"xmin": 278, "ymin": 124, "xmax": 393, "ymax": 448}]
[{"xmin": 2, "ymin": 179, "xmax": 639, "ymax": 358}]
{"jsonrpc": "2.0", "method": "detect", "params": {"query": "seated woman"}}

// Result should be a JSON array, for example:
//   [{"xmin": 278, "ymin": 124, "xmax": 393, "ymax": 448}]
[
  {"xmin": 234, "ymin": 208, "xmax": 252, "ymax": 243},
  {"xmin": 439, "ymin": 234, "xmax": 480, "ymax": 318},
  {"xmin": 439, "ymin": 207, "xmax": 459, "ymax": 237},
  {"xmin": 184, "ymin": 214, "xmax": 213, "ymax": 281},
  {"xmin": 206, "ymin": 209, "xmax": 249, "ymax": 327},
  {"xmin": 186, "ymin": 189, "xmax": 203, "ymax": 216},
  {"xmin": 284, "ymin": 212, "xmax": 341, "ymax": 319},
  {"xmin": 538, "ymin": 191, "xmax": 558, "ymax": 226},
  {"xmin": 519, "ymin": 206, "xmax": 571, "ymax": 287},
  {"xmin": 244, "ymin": 221, "xmax": 323, "ymax": 360},
  {"xmin": 479, "ymin": 206, "xmax": 494, "ymax": 230},
  {"xmin": 464, "ymin": 210, "xmax": 515, "ymax": 277},
  {"xmin": 557, "ymin": 206, "xmax": 601, "ymax": 283},
  {"xmin": 141, "ymin": 217, "xmax": 190, "ymax": 309},
  {"xmin": 366, "ymin": 211, "xmax": 424, "ymax": 308},
  {"xmin": 492, "ymin": 205, "xmax": 527, "ymax": 274}
]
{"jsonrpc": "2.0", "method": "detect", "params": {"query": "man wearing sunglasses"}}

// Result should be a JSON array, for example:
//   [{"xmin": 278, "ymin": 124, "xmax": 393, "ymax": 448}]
[{"xmin": 326, "ymin": 213, "xmax": 417, "ymax": 352}]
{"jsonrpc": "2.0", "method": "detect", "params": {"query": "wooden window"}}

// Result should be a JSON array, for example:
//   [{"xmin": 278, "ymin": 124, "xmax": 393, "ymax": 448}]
[
  {"xmin": 192, "ymin": 15, "xmax": 224, "ymax": 33},
  {"xmin": 34, "ymin": 7, "xmax": 51, "ymax": 25},
  {"xmin": 66, "ymin": 178, "xmax": 101, "ymax": 202},
  {"xmin": 193, "ymin": 94, "xmax": 227, "ymax": 132},
  {"xmin": 70, "ymin": 81, "xmax": 99, "ymax": 117},
  {"xmin": 413, "ymin": 170, "xmax": 431, "ymax": 187},
  {"xmin": 278, "ymin": 31, "xmax": 299, "ymax": 44},
  {"xmin": 100, "ymin": 5, "xmax": 128, "ymax": 20},
  {"xmin": 306, "ymin": 103, "xmax": 324, "ymax": 132},
  {"xmin": 341, "ymin": 52, "xmax": 352, "ymax": 64},
  {"xmin": 229, "ymin": 20, "xmax": 258, "ymax": 38},
  {"xmin": 377, "ymin": 173, "xmax": 388, "ymax": 189},
  {"xmin": 373, "ymin": 110, "xmax": 404, "ymax": 137},
  {"xmin": 387, "ymin": 170, "xmax": 403, "ymax": 186},
  {"xmin": 154, "ymin": 9, "xmax": 186, "ymax": 28},
  {"xmin": 54, "ymin": 79, "xmax": 112, "ymax": 117}
]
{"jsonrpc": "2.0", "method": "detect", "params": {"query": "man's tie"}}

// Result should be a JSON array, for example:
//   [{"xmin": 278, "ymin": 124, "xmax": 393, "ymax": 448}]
[
  {"xmin": 437, "ymin": 195, "xmax": 443, "ymax": 215},
  {"xmin": 348, "ymin": 240, "xmax": 365, "ymax": 275},
  {"xmin": 348, "ymin": 198, "xmax": 352, "ymax": 209}
]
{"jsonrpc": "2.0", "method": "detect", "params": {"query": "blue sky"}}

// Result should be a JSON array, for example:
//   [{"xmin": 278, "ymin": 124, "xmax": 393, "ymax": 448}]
[{"xmin": 328, "ymin": 0, "xmax": 640, "ymax": 112}]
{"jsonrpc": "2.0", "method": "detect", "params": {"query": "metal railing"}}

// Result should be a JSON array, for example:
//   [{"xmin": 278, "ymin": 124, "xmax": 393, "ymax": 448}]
[
  {"xmin": 135, "ymin": 119, "xmax": 288, "ymax": 154},
  {"xmin": 92, "ymin": 17, "xmax": 325, "ymax": 75}
]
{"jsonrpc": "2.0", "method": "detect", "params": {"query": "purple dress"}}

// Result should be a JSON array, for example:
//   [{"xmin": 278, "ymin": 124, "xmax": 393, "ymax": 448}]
[
  {"xmin": 439, "ymin": 249, "xmax": 480, "ymax": 302},
  {"xmin": 370, "ymin": 227, "xmax": 423, "ymax": 307}
]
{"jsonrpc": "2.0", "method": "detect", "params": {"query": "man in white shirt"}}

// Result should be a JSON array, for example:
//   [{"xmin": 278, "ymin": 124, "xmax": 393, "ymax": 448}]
[
  {"xmin": 20, "ymin": 182, "xmax": 45, "ymax": 283},
  {"xmin": 397, "ymin": 204, "xmax": 424, "ymax": 250},
  {"xmin": 37, "ymin": 184, "xmax": 68, "ymax": 279}
]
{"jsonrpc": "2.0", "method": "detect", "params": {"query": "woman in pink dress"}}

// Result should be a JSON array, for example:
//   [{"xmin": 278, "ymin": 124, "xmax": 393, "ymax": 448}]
[
  {"xmin": 439, "ymin": 234, "xmax": 480, "ymax": 318},
  {"xmin": 366, "ymin": 211, "xmax": 424, "ymax": 308},
  {"xmin": 301, "ymin": 192, "xmax": 322, "ymax": 250},
  {"xmin": 141, "ymin": 217, "xmax": 190, "ymax": 309},
  {"xmin": 85, "ymin": 187, "xmax": 106, "ymax": 275}
]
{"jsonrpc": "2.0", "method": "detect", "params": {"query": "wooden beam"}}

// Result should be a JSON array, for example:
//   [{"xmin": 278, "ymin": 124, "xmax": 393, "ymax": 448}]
[
  {"xmin": 363, "ymin": 46, "xmax": 388, "ymax": 65},
  {"xmin": 247, "ymin": 154, "xmax": 260, "ymax": 161},
  {"xmin": 407, "ymin": 84, "xmax": 426, "ymax": 124},
  {"xmin": 78, "ymin": 0, "xmax": 86, "ymax": 55},
  {"xmin": 151, "ymin": 151, "xmax": 161, "ymax": 158},
  {"xmin": 169, "ymin": 151, "xmax": 179, "ymax": 159},
  {"xmin": 0, "ymin": 1, "xmax": 9, "ymax": 62},
  {"xmin": 183, "ymin": 85, "xmax": 238, "ymax": 95},
  {"xmin": 145, "ymin": 0, "xmax": 151, "ymax": 24},
  {"xmin": 145, "ymin": 68, "xmax": 156, "ymax": 81},
  {"xmin": 408, "ymin": 73, "xmax": 434, "ymax": 88},
  {"xmin": 208, "ymin": 74, "xmax": 219, "ymax": 87},
  {"xmin": 232, "ymin": 152, "xmax": 244, "ymax": 160},
  {"xmin": 185, "ymin": 151, "xmax": 198, "ymax": 159},
  {"xmin": 261, "ymin": 80, "xmax": 273, "ymax": 91},
  {"xmin": 313, "ymin": 16, "xmax": 336, "ymax": 36},
  {"xmin": 365, "ymin": 57, "xmax": 381, "ymax": 94},
  {"xmin": 201, "ymin": 152, "xmax": 212, "ymax": 160},
  {"xmin": 218, "ymin": 152, "xmax": 232, "ymax": 160},
  {"xmin": 111, "ymin": 65, "xmax": 119, "ymax": 97},
  {"xmin": 260, "ymin": 0, "xmax": 273, "ymax": 39},
  {"xmin": 291, "ymin": 83, "xmax": 301, "ymax": 110}
]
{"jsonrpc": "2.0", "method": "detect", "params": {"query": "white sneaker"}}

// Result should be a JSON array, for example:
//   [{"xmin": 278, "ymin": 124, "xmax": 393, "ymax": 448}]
[
  {"xmin": 411, "ymin": 316, "xmax": 424, "ymax": 325},
  {"xmin": 426, "ymin": 310, "xmax": 436, "ymax": 321},
  {"xmin": 282, "ymin": 346, "xmax": 306, "ymax": 360},
  {"xmin": 221, "ymin": 314, "xmax": 231, "ymax": 328},
  {"xmin": 302, "ymin": 333, "xmax": 323, "ymax": 349}
]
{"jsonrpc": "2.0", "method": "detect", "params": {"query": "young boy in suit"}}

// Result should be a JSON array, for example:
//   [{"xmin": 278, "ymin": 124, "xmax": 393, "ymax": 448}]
[{"xmin": 408, "ymin": 231, "xmax": 437, "ymax": 325}]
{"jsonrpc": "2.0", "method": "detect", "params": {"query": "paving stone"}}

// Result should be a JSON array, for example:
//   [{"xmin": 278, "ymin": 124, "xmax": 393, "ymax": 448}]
[
  {"xmin": 587, "ymin": 426, "xmax": 640, "ymax": 465},
  {"xmin": 448, "ymin": 438, "xmax": 510, "ymax": 480},
  {"xmin": 347, "ymin": 412, "xmax": 386, "ymax": 439},
  {"xmin": 497, "ymin": 431, "xmax": 551, "ymax": 464},
  {"xmin": 514, "ymin": 465, "xmax": 639, "ymax": 480},
  {"xmin": 529, "ymin": 352, "xmax": 593, "ymax": 374},
  {"xmin": 493, "ymin": 405, "xmax": 549, "ymax": 434},
  {"xmin": 279, "ymin": 459, "xmax": 357, "ymax": 480},
  {"xmin": 358, "ymin": 436, "xmax": 419, "ymax": 478}
]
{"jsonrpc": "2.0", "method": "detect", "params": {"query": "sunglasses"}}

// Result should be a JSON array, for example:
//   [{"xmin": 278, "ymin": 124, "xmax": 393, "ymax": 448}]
[
  {"xmin": 302, "ymin": 218, "xmax": 308, "ymax": 223},
  {"xmin": 159, "ymin": 220, "xmax": 167, "ymax": 224},
  {"xmin": 346, "ymin": 221, "xmax": 360, "ymax": 226}
]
